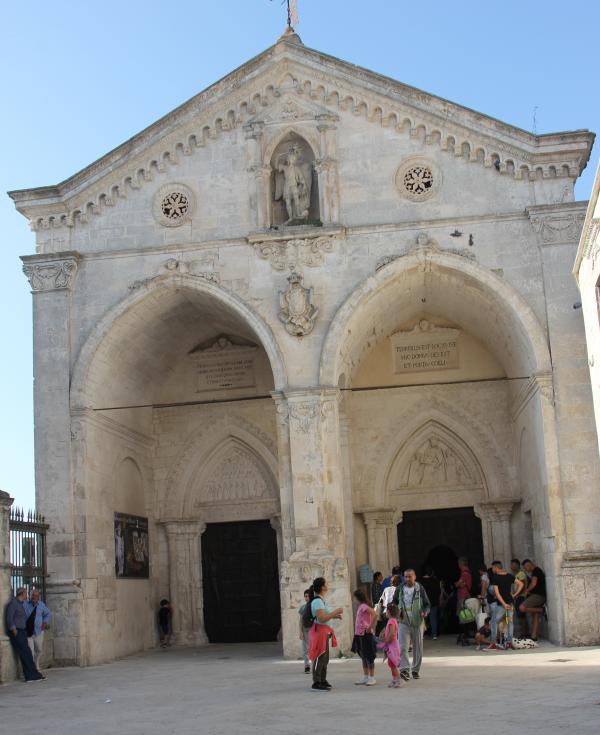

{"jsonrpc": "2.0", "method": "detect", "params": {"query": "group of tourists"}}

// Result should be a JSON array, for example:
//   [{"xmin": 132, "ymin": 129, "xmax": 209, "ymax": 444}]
[
  {"xmin": 4, "ymin": 586, "xmax": 51, "ymax": 682},
  {"xmin": 299, "ymin": 556, "xmax": 548, "ymax": 690}
]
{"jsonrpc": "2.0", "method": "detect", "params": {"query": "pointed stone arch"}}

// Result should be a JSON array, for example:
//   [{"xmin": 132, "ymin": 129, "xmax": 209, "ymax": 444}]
[{"xmin": 159, "ymin": 414, "xmax": 278, "ymax": 520}]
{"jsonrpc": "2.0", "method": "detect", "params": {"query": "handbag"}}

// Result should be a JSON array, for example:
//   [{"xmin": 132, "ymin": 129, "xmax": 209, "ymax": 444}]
[{"xmin": 458, "ymin": 604, "xmax": 476, "ymax": 625}]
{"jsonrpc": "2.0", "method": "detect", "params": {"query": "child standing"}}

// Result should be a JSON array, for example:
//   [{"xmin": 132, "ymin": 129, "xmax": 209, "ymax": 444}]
[
  {"xmin": 380, "ymin": 603, "xmax": 403, "ymax": 688},
  {"xmin": 351, "ymin": 589, "xmax": 378, "ymax": 686},
  {"xmin": 158, "ymin": 599, "xmax": 172, "ymax": 648}
]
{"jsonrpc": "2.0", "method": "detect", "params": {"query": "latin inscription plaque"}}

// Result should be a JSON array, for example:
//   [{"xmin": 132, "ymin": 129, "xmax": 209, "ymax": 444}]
[
  {"xmin": 189, "ymin": 335, "xmax": 257, "ymax": 392},
  {"xmin": 391, "ymin": 320, "xmax": 460, "ymax": 374}
]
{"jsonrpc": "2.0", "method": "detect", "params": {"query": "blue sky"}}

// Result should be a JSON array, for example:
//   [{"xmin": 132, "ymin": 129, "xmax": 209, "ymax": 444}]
[{"xmin": 1, "ymin": 1, "xmax": 598, "ymax": 510}]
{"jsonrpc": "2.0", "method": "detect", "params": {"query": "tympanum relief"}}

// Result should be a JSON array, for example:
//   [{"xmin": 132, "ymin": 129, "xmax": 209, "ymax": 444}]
[{"xmin": 401, "ymin": 437, "xmax": 474, "ymax": 488}]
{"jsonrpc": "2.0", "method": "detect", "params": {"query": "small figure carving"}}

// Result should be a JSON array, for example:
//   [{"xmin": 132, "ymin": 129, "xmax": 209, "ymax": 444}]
[
  {"xmin": 274, "ymin": 144, "xmax": 313, "ymax": 223},
  {"xmin": 278, "ymin": 272, "xmax": 318, "ymax": 336}
]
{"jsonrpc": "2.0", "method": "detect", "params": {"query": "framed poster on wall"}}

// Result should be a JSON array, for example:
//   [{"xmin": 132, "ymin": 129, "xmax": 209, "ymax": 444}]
[{"xmin": 114, "ymin": 512, "xmax": 149, "ymax": 578}]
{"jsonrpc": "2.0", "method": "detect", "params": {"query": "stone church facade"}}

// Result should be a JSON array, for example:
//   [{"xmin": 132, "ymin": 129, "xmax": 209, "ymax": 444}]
[{"xmin": 9, "ymin": 31, "xmax": 600, "ymax": 665}]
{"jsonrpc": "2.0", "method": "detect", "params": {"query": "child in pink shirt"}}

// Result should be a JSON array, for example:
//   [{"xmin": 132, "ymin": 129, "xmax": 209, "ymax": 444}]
[
  {"xmin": 351, "ymin": 589, "xmax": 378, "ymax": 686},
  {"xmin": 380, "ymin": 603, "xmax": 402, "ymax": 688}
]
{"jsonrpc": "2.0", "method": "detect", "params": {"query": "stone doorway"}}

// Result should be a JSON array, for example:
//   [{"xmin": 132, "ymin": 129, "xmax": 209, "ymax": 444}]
[
  {"xmin": 398, "ymin": 507, "xmax": 484, "ymax": 587},
  {"xmin": 201, "ymin": 520, "xmax": 281, "ymax": 643}
]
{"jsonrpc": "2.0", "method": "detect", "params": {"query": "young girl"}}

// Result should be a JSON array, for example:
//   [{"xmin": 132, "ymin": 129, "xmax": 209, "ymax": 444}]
[
  {"xmin": 380, "ymin": 603, "xmax": 402, "ymax": 688},
  {"xmin": 351, "ymin": 589, "xmax": 378, "ymax": 685}
]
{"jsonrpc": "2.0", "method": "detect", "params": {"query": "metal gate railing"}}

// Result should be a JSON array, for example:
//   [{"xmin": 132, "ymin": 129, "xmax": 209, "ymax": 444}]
[{"xmin": 9, "ymin": 508, "xmax": 49, "ymax": 598}]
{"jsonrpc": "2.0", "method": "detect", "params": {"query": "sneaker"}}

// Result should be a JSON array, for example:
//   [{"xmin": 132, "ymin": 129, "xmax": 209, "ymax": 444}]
[
  {"xmin": 400, "ymin": 670, "xmax": 410, "ymax": 681},
  {"xmin": 304, "ymin": 665, "xmax": 311, "ymax": 674},
  {"xmin": 483, "ymin": 643, "xmax": 499, "ymax": 651},
  {"xmin": 504, "ymin": 642, "xmax": 514, "ymax": 650},
  {"xmin": 311, "ymin": 682, "xmax": 327, "ymax": 691},
  {"xmin": 387, "ymin": 680, "xmax": 397, "ymax": 688},
  {"xmin": 412, "ymin": 671, "xmax": 420, "ymax": 680},
  {"xmin": 355, "ymin": 676, "xmax": 368, "ymax": 685},
  {"xmin": 322, "ymin": 681, "xmax": 332, "ymax": 690},
  {"xmin": 365, "ymin": 676, "xmax": 376, "ymax": 686},
  {"xmin": 393, "ymin": 678, "xmax": 404, "ymax": 688},
  {"xmin": 432, "ymin": 636, "xmax": 438, "ymax": 640}
]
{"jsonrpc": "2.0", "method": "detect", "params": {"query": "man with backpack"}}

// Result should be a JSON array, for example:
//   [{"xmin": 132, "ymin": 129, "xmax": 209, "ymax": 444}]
[{"xmin": 393, "ymin": 569, "xmax": 430, "ymax": 680}]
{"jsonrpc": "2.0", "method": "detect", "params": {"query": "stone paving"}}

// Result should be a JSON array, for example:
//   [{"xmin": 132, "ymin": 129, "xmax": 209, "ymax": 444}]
[{"xmin": 1, "ymin": 638, "xmax": 599, "ymax": 735}]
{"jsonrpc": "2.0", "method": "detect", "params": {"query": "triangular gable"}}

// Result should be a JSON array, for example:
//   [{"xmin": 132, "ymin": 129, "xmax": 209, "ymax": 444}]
[{"xmin": 9, "ymin": 33, "xmax": 594, "ymax": 230}]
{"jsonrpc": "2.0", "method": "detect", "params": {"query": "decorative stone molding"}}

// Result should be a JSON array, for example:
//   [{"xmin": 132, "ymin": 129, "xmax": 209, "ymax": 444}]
[
  {"xmin": 278, "ymin": 271, "xmax": 318, "ymax": 336},
  {"xmin": 375, "ymin": 231, "xmax": 475, "ymax": 271},
  {"xmin": 474, "ymin": 499, "xmax": 519, "ymax": 523},
  {"xmin": 562, "ymin": 550, "xmax": 600, "ymax": 570},
  {"xmin": 288, "ymin": 401, "xmax": 320, "ymax": 434},
  {"xmin": 22, "ymin": 252, "xmax": 80, "ymax": 292},
  {"xmin": 128, "ymin": 257, "xmax": 220, "ymax": 290},
  {"xmin": 528, "ymin": 205, "xmax": 586, "ymax": 244},
  {"xmin": 248, "ymin": 228, "xmax": 342, "ymax": 271},
  {"xmin": 152, "ymin": 183, "xmax": 195, "ymax": 227}
]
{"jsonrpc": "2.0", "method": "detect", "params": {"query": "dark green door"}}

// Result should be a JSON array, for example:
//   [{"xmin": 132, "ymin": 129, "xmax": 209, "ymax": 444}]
[{"xmin": 202, "ymin": 520, "xmax": 281, "ymax": 643}]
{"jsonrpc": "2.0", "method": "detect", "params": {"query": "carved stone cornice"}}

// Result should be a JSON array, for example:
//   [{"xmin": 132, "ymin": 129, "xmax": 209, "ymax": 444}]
[
  {"xmin": 527, "ymin": 203, "xmax": 587, "ymax": 245},
  {"xmin": 21, "ymin": 251, "xmax": 80, "ymax": 292},
  {"xmin": 474, "ymin": 499, "xmax": 520, "ymax": 522},
  {"xmin": 376, "ymin": 231, "xmax": 475, "ymax": 272},
  {"xmin": 510, "ymin": 370, "xmax": 555, "ymax": 421},
  {"xmin": 361, "ymin": 508, "xmax": 397, "ymax": 529},
  {"xmin": 247, "ymin": 226, "xmax": 344, "ymax": 272}
]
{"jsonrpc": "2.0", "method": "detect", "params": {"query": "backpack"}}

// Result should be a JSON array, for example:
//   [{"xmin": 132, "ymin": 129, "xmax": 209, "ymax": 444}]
[{"xmin": 302, "ymin": 599, "xmax": 316, "ymax": 628}]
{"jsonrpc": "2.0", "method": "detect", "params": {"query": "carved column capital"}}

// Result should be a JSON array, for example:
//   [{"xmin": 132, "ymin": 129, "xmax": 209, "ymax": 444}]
[
  {"xmin": 362, "ymin": 508, "xmax": 397, "ymax": 529},
  {"xmin": 533, "ymin": 371, "xmax": 555, "ymax": 406},
  {"xmin": 163, "ymin": 519, "xmax": 206, "ymax": 537},
  {"xmin": 21, "ymin": 251, "xmax": 80, "ymax": 292},
  {"xmin": 474, "ymin": 499, "xmax": 519, "ymax": 522}
]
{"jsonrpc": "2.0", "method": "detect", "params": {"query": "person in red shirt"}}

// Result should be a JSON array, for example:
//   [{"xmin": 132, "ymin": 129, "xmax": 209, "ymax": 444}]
[{"xmin": 455, "ymin": 557, "xmax": 473, "ymax": 645}]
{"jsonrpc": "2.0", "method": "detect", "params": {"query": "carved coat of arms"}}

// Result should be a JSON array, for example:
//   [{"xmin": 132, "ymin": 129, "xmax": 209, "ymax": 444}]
[{"xmin": 278, "ymin": 272, "xmax": 318, "ymax": 336}]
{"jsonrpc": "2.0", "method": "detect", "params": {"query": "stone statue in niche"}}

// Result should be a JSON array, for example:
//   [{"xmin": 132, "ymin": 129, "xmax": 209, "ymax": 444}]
[
  {"xmin": 404, "ymin": 437, "xmax": 473, "ymax": 487},
  {"xmin": 278, "ymin": 271, "xmax": 318, "ymax": 336},
  {"xmin": 270, "ymin": 135, "xmax": 319, "ymax": 226},
  {"xmin": 274, "ymin": 144, "xmax": 313, "ymax": 223}
]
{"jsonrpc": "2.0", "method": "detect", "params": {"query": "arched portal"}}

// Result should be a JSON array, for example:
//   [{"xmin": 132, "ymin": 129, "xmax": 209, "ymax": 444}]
[
  {"xmin": 322, "ymin": 247, "xmax": 558, "ymax": 627},
  {"xmin": 69, "ymin": 276, "xmax": 288, "ymax": 661}
]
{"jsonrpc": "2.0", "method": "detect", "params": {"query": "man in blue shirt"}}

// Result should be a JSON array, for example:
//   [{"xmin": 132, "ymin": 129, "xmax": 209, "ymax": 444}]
[
  {"xmin": 5, "ymin": 587, "xmax": 44, "ymax": 682},
  {"xmin": 23, "ymin": 589, "xmax": 52, "ymax": 669}
]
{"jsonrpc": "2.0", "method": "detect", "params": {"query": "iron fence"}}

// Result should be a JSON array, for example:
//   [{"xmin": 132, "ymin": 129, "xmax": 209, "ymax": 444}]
[{"xmin": 9, "ymin": 508, "xmax": 48, "ymax": 598}]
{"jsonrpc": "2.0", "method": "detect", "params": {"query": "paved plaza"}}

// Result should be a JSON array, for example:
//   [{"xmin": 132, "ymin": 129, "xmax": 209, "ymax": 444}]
[{"xmin": 1, "ymin": 639, "xmax": 599, "ymax": 734}]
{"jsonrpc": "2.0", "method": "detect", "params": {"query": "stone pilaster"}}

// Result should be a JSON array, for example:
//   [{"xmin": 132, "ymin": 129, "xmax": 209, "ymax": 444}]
[
  {"xmin": 275, "ymin": 388, "xmax": 353, "ymax": 656},
  {"xmin": 0, "ymin": 490, "xmax": 17, "ymax": 683},
  {"xmin": 21, "ymin": 251, "xmax": 81, "ymax": 664},
  {"xmin": 164, "ymin": 520, "xmax": 208, "ymax": 646},
  {"xmin": 474, "ymin": 499, "xmax": 519, "ymax": 566},
  {"xmin": 362, "ymin": 508, "xmax": 399, "ymax": 575}
]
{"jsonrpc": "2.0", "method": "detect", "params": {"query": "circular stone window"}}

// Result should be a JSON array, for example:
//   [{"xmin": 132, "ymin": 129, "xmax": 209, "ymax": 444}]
[
  {"xmin": 395, "ymin": 158, "xmax": 441, "ymax": 202},
  {"xmin": 153, "ymin": 183, "xmax": 195, "ymax": 227}
]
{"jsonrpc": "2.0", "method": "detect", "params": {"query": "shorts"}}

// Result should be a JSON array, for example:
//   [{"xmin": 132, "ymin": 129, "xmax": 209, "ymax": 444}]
[
  {"xmin": 522, "ymin": 594, "xmax": 546, "ymax": 609},
  {"xmin": 159, "ymin": 622, "xmax": 170, "ymax": 635},
  {"xmin": 351, "ymin": 633, "xmax": 377, "ymax": 666}
]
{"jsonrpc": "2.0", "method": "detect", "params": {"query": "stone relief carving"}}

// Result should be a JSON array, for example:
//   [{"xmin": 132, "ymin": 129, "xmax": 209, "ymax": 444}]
[
  {"xmin": 402, "ymin": 437, "xmax": 473, "ymax": 488},
  {"xmin": 395, "ymin": 157, "xmax": 441, "ymax": 202},
  {"xmin": 529, "ymin": 211, "xmax": 585, "ymax": 244},
  {"xmin": 288, "ymin": 401, "xmax": 320, "ymax": 433},
  {"xmin": 194, "ymin": 445, "xmax": 274, "ymax": 505},
  {"xmin": 152, "ymin": 183, "xmax": 195, "ymax": 227},
  {"xmin": 253, "ymin": 235, "xmax": 337, "ymax": 271},
  {"xmin": 274, "ymin": 143, "xmax": 314, "ymax": 223},
  {"xmin": 23, "ymin": 257, "xmax": 78, "ymax": 291},
  {"xmin": 375, "ymin": 231, "xmax": 475, "ymax": 272},
  {"xmin": 128, "ymin": 258, "xmax": 220, "ymax": 290},
  {"xmin": 278, "ymin": 272, "xmax": 318, "ymax": 336}
]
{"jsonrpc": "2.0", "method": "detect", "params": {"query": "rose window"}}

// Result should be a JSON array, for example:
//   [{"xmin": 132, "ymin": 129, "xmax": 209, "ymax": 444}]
[
  {"xmin": 161, "ymin": 191, "xmax": 189, "ymax": 221},
  {"xmin": 403, "ymin": 165, "xmax": 434, "ymax": 196}
]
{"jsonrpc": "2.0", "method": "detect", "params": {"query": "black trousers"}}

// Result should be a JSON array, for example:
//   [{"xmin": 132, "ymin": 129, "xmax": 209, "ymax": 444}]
[
  {"xmin": 312, "ymin": 635, "xmax": 329, "ymax": 684},
  {"xmin": 9, "ymin": 629, "xmax": 42, "ymax": 681}
]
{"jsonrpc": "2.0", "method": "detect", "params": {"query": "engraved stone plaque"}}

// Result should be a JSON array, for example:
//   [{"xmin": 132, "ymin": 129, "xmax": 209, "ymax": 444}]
[
  {"xmin": 189, "ymin": 335, "xmax": 257, "ymax": 392},
  {"xmin": 391, "ymin": 320, "xmax": 460, "ymax": 374}
]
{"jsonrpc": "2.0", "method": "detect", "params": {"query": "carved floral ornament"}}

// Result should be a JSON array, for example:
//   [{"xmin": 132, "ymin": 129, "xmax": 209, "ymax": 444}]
[
  {"xmin": 22, "ymin": 255, "xmax": 79, "ymax": 292},
  {"xmin": 529, "ymin": 210, "xmax": 586, "ymax": 244},
  {"xmin": 128, "ymin": 258, "xmax": 219, "ymax": 290},
  {"xmin": 252, "ymin": 234, "xmax": 338, "ymax": 271},
  {"xmin": 395, "ymin": 157, "xmax": 441, "ymax": 202},
  {"xmin": 152, "ymin": 183, "xmax": 195, "ymax": 227},
  {"xmin": 376, "ymin": 231, "xmax": 475, "ymax": 272}
]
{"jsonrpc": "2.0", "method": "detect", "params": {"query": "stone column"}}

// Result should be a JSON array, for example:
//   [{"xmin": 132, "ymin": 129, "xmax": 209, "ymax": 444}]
[
  {"xmin": 244, "ymin": 123, "xmax": 271, "ymax": 228},
  {"xmin": 315, "ymin": 119, "xmax": 340, "ymax": 224},
  {"xmin": 474, "ymin": 500, "xmax": 519, "ymax": 566},
  {"xmin": 274, "ymin": 388, "xmax": 353, "ymax": 657},
  {"xmin": 22, "ymin": 251, "xmax": 82, "ymax": 665},
  {"xmin": 164, "ymin": 520, "xmax": 208, "ymax": 646},
  {"xmin": 0, "ymin": 490, "xmax": 17, "ymax": 683},
  {"xmin": 362, "ymin": 509, "xmax": 398, "ymax": 575}
]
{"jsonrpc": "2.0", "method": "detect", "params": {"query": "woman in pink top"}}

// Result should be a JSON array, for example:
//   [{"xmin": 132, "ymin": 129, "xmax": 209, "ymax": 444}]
[{"xmin": 351, "ymin": 589, "xmax": 378, "ymax": 686}]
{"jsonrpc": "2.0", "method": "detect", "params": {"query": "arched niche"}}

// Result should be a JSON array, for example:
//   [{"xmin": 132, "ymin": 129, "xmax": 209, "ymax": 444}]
[
  {"xmin": 114, "ymin": 456, "xmax": 145, "ymax": 516},
  {"xmin": 270, "ymin": 131, "xmax": 320, "ymax": 225}
]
